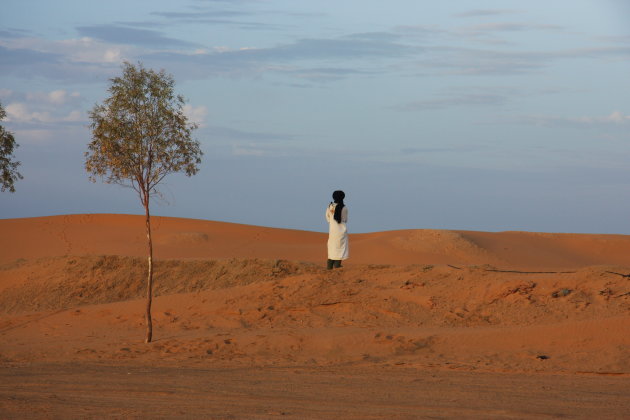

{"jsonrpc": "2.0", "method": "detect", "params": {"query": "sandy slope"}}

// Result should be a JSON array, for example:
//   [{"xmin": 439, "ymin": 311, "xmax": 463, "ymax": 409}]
[
  {"xmin": 2, "ymin": 255, "xmax": 630, "ymax": 373},
  {"xmin": 1, "ymin": 214, "xmax": 630, "ymax": 418},
  {"xmin": 2, "ymin": 214, "xmax": 630, "ymax": 268}
]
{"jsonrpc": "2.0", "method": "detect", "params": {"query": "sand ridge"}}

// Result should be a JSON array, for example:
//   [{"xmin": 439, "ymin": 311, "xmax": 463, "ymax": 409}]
[
  {"xmin": 2, "ymin": 214, "xmax": 630, "ymax": 269},
  {"xmin": 1, "ymin": 254, "xmax": 629, "ymax": 373}
]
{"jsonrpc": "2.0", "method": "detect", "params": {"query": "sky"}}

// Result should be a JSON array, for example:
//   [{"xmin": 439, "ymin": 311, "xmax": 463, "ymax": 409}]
[{"xmin": 1, "ymin": 0, "xmax": 630, "ymax": 234}]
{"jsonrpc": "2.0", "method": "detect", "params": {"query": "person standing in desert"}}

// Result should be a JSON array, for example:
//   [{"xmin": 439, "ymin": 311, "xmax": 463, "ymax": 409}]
[{"xmin": 325, "ymin": 190, "xmax": 349, "ymax": 269}]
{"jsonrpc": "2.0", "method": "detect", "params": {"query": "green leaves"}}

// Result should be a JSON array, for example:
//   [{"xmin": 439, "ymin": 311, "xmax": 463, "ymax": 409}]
[
  {"xmin": 86, "ymin": 62, "xmax": 202, "ymax": 200},
  {"xmin": 0, "ymin": 102, "xmax": 23, "ymax": 193}
]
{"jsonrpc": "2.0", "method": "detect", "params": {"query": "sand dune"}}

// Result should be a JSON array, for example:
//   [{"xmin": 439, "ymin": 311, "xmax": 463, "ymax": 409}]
[
  {"xmin": 2, "ymin": 214, "xmax": 629, "ymax": 371},
  {"xmin": 1, "ymin": 214, "xmax": 630, "ymax": 418},
  {"xmin": 2, "ymin": 214, "xmax": 630, "ymax": 268}
]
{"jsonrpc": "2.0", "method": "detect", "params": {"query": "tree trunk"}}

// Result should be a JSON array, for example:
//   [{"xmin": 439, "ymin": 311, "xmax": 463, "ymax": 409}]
[{"xmin": 144, "ymin": 198, "xmax": 154, "ymax": 343}]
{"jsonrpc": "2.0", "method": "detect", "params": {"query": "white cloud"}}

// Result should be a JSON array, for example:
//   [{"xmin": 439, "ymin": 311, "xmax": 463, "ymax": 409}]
[
  {"xmin": 48, "ymin": 90, "xmax": 68, "ymax": 104},
  {"xmin": 462, "ymin": 23, "xmax": 562, "ymax": 34},
  {"xmin": 0, "ymin": 36, "xmax": 134, "ymax": 65},
  {"xmin": 103, "ymin": 48, "xmax": 122, "ymax": 62},
  {"xmin": 60, "ymin": 37, "xmax": 135, "ymax": 63},
  {"xmin": 593, "ymin": 111, "xmax": 629, "ymax": 124},
  {"xmin": 2, "ymin": 89, "xmax": 86, "ymax": 127},
  {"xmin": 4, "ymin": 101, "xmax": 86, "ymax": 124},
  {"xmin": 25, "ymin": 89, "xmax": 81, "ymax": 105},
  {"xmin": 4, "ymin": 103, "xmax": 26, "ymax": 120},
  {"xmin": 5, "ymin": 102, "xmax": 53, "ymax": 123},
  {"xmin": 562, "ymin": 111, "xmax": 630, "ymax": 125},
  {"xmin": 520, "ymin": 111, "xmax": 630, "ymax": 128},
  {"xmin": 63, "ymin": 110, "xmax": 85, "ymax": 122},
  {"xmin": 183, "ymin": 104, "xmax": 208, "ymax": 127}
]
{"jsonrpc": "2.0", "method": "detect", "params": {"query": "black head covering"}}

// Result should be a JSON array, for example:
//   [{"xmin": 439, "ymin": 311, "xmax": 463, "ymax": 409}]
[{"xmin": 332, "ymin": 190, "xmax": 345, "ymax": 223}]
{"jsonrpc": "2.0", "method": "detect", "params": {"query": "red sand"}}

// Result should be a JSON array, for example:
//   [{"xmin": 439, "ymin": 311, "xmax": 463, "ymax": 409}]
[
  {"xmin": 3, "ymin": 214, "xmax": 630, "ymax": 269},
  {"xmin": 1, "ymin": 214, "xmax": 629, "ymax": 418}
]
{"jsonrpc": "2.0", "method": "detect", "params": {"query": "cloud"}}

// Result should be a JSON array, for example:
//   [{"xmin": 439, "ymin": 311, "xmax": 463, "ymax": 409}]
[
  {"xmin": 393, "ymin": 92, "xmax": 509, "ymax": 111},
  {"xmin": 0, "ymin": 37, "xmax": 131, "ymax": 81},
  {"xmin": 566, "ymin": 45, "xmax": 630, "ymax": 59},
  {"xmin": 401, "ymin": 145, "xmax": 487, "ymax": 154},
  {"xmin": 454, "ymin": 9, "xmax": 520, "ymax": 18},
  {"xmin": 462, "ymin": 23, "xmax": 562, "ymax": 34},
  {"xmin": 518, "ymin": 111, "xmax": 630, "ymax": 128},
  {"xmin": 76, "ymin": 24, "xmax": 200, "ymax": 48},
  {"xmin": 49, "ymin": 90, "xmax": 72, "ymax": 105},
  {"xmin": 232, "ymin": 145, "xmax": 269, "ymax": 156},
  {"xmin": 282, "ymin": 32, "xmax": 414, "ymax": 60},
  {"xmin": 183, "ymin": 104, "xmax": 208, "ymax": 127},
  {"xmin": 164, "ymin": 31, "xmax": 413, "ymax": 61},
  {"xmin": 3, "ymin": 17, "xmax": 628, "ymax": 85},
  {"xmin": 0, "ymin": 37, "xmax": 131, "ymax": 67},
  {"xmin": 0, "ymin": 28, "xmax": 32, "ymax": 39},
  {"xmin": 413, "ymin": 43, "xmax": 630, "ymax": 77},
  {"xmin": 135, "ymin": 26, "xmax": 629, "ymax": 82},
  {"xmin": 204, "ymin": 125, "xmax": 295, "ymax": 143},
  {"xmin": 147, "ymin": 4, "xmax": 321, "ymax": 30},
  {"xmin": 63, "ymin": 110, "xmax": 84, "ymax": 122},
  {"xmin": 192, "ymin": 32, "xmax": 414, "ymax": 63},
  {"xmin": 604, "ymin": 111, "xmax": 630, "ymax": 123},
  {"xmin": 36, "ymin": 37, "xmax": 129, "ymax": 64},
  {"xmin": 401, "ymin": 147, "xmax": 461, "ymax": 154},
  {"xmin": 415, "ymin": 47, "xmax": 548, "ymax": 75},
  {"xmin": 393, "ymin": 85, "xmax": 573, "ymax": 112},
  {"xmin": 278, "ymin": 67, "xmax": 374, "ymax": 82},
  {"xmin": 395, "ymin": 25, "xmax": 449, "ymax": 39},
  {"xmin": 453, "ymin": 21, "xmax": 564, "ymax": 46},
  {"xmin": 2, "ymin": 112, "xmax": 87, "ymax": 146},
  {"xmin": 0, "ymin": 45, "xmax": 61, "ymax": 69},
  {"xmin": 192, "ymin": 0, "xmax": 258, "ymax": 3},
  {"xmin": 151, "ymin": 10, "xmax": 252, "ymax": 20},
  {"xmin": 5, "ymin": 103, "xmax": 52, "ymax": 123},
  {"xmin": 112, "ymin": 20, "xmax": 168, "ymax": 29},
  {"xmin": 597, "ymin": 35, "xmax": 630, "ymax": 44},
  {"xmin": 198, "ymin": 124, "xmax": 297, "ymax": 157},
  {"xmin": 2, "ymin": 89, "xmax": 86, "ymax": 130},
  {"xmin": 140, "ymin": 32, "xmax": 419, "ymax": 80},
  {"xmin": 0, "ymin": 89, "xmax": 13, "ymax": 100},
  {"xmin": 25, "ymin": 90, "xmax": 81, "ymax": 105},
  {"xmin": 4, "ymin": 102, "xmax": 84, "ymax": 125}
]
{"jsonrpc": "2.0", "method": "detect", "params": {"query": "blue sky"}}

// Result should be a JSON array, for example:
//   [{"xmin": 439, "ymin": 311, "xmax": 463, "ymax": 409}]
[{"xmin": 1, "ymin": 0, "xmax": 630, "ymax": 233}]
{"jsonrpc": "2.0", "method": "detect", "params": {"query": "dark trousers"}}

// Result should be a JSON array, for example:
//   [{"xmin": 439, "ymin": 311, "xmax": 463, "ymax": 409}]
[{"xmin": 326, "ymin": 259, "xmax": 342, "ymax": 269}]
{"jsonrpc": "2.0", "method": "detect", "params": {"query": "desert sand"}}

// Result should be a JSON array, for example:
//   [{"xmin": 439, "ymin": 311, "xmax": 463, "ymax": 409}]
[{"xmin": 1, "ymin": 214, "xmax": 630, "ymax": 418}]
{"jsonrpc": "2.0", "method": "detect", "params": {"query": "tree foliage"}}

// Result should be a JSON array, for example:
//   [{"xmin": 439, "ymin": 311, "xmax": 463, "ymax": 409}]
[
  {"xmin": 86, "ymin": 62, "xmax": 202, "ymax": 343},
  {"xmin": 86, "ymin": 61, "xmax": 202, "ymax": 204},
  {"xmin": 0, "ymin": 101, "xmax": 23, "ymax": 193}
]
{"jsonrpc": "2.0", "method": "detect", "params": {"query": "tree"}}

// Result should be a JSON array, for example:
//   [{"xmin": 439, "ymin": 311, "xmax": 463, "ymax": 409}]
[
  {"xmin": 0, "ymin": 101, "xmax": 23, "ymax": 193},
  {"xmin": 86, "ymin": 62, "xmax": 202, "ymax": 343}
]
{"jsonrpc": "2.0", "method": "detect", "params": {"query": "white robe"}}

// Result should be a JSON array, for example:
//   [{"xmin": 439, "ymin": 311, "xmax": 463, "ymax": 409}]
[{"xmin": 325, "ymin": 203, "xmax": 349, "ymax": 260}]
